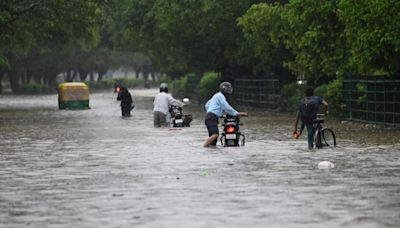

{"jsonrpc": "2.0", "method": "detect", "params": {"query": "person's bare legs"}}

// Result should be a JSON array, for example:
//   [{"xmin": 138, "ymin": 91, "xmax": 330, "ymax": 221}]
[{"xmin": 203, "ymin": 134, "xmax": 219, "ymax": 147}]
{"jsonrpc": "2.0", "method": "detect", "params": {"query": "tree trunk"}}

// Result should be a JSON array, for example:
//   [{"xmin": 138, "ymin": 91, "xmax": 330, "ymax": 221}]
[
  {"xmin": 71, "ymin": 70, "xmax": 78, "ymax": 81},
  {"xmin": 66, "ymin": 70, "xmax": 74, "ymax": 82},
  {"xmin": 24, "ymin": 71, "xmax": 32, "ymax": 84},
  {"xmin": 79, "ymin": 70, "xmax": 88, "ymax": 81},
  {"xmin": 33, "ymin": 73, "xmax": 42, "ymax": 84},
  {"xmin": 0, "ymin": 69, "xmax": 5, "ymax": 94},
  {"xmin": 46, "ymin": 71, "xmax": 57, "ymax": 89},
  {"xmin": 97, "ymin": 71, "xmax": 105, "ymax": 81},
  {"xmin": 8, "ymin": 70, "xmax": 20, "ymax": 93}
]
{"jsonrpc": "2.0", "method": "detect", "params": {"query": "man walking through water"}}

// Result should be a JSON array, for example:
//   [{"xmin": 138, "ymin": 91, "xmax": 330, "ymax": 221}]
[
  {"xmin": 203, "ymin": 82, "xmax": 247, "ymax": 147},
  {"xmin": 293, "ymin": 87, "xmax": 328, "ymax": 150},
  {"xmin": 117, "ymin": 86, "xmax": 134, "ymax": 117}
]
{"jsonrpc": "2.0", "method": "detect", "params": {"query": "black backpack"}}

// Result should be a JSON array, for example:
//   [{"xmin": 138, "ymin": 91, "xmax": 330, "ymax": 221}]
[{"xmin": 300, "ymin": 97, "xmax": 318, "ymax": 124}]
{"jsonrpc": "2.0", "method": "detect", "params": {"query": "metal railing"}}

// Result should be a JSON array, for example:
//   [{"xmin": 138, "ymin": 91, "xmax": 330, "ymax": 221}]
[
  {"xmin": 234, "ymin": 78, "xmax": 280, "ymax": 109},
  {"xmin": 343, "ymin": 76, "xmax": 400, "ymax": 126}
]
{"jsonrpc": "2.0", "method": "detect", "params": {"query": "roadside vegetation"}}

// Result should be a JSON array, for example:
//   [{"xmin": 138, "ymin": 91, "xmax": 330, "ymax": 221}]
[{"xmin": 1, "ymin": 0, "xmax": 399, "ymax": 117}]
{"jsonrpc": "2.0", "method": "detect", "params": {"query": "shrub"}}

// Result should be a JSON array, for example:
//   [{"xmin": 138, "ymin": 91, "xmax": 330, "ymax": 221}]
[
  {"xmin": 171, "ymin": 76, "xmax": 188, "ymax": 98},
  {"xmin": 277, "ymin": 82, "xmax": 306, "ymax": 113},
  {"xmin": 356, "ymin": 82, "xmax": 367, "ymax": 103},
  {"xmin": 315, "ymin": 79, "xmax": 345, "ymax": 117},
  {"xmin": 16, "ymin": 83, "xmax": 48, "ymax": 94},
  {"xmin": 83, "ymin": 78, "xmax": 145, "ymax": 90},
  {"xmin": 277, "ymin": 79, "xmax": 345, "ymax": 117},
  {"xmin": 199, "ymin": 72, "xmax": 221, "ymax": 104}
]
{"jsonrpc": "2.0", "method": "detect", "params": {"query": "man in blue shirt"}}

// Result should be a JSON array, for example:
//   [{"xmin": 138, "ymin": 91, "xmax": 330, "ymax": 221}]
[{"xmin": 203, "ymin": 82, "xmax": 248, "ymax": 147}]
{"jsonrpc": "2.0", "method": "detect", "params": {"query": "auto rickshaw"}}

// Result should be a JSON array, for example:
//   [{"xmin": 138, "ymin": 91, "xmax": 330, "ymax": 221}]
[{"xmin": 58, "ymin": 82, "xmax": 90, "ymax": 109}]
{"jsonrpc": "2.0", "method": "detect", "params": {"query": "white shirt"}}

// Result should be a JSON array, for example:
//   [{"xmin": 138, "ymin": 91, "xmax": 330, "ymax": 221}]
[{"xmin": 153, "ymin": 92, "xmax": 183, "ymax": 114}]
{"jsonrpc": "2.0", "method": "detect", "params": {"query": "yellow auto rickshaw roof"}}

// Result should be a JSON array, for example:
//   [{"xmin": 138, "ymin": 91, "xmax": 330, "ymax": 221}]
[{"xmin": 58, "ymin": 82, "xmax": 88, "ymax": 90}]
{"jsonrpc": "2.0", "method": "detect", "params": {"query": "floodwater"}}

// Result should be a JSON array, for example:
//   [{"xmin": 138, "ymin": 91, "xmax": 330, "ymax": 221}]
[{"xmin": 0, "ymin": 89, "xmax": 399, "ymax": 228}]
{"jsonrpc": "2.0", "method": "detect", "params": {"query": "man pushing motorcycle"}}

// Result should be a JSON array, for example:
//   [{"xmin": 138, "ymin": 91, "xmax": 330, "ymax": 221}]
[
  {"xmin": 203, "ymin": 82, "xmax": 248, "ymax": 147},
  {"xmin": 153, "ymin": 83, "xmax": 183, "ymax": 127}
]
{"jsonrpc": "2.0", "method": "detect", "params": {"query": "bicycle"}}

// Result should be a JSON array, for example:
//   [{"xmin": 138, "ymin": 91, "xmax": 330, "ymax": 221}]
[{"xmin": 313, "ymin": 114, "xmax": 336, "ymax": 149}]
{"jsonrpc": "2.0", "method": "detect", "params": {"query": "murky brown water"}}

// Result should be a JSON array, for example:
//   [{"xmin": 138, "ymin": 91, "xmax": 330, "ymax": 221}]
[{"xmin": 1, "ymin": 90, "xmax": 399, "ymax": 228}]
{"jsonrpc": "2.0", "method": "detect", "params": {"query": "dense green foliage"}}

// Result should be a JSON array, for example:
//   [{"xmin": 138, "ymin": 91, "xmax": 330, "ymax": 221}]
[
  {"xmin": 121, "ymin": 0, "xmax": 265, "ymax": 80},
  {"xmin": 239, "ymin": 0, "xmax": 400, "ymax": 82},
  {"xmin": 1, "ymin": 0, "xmax": 400, "ymax": 117},
  {"xmin": 237, "ymin": 3, "xmax": 292, "ymax": 77},
  {"xmin": 314, "ymin": 79, "xmax": 344, "ymax": 116},
  {"xmin": 84, "ymin": 78, "xmax": 145, "ymax": 90},
  {"xmin": 170, "ymin": 76, "xmax": 189, "ymax": 99},
  {"xmin": 277, "ymin": 83, "xmax": 306, "ymax": 112},
  {"xmin": 0, "ymin": 0, "xmax": 108, "ymax": 92},
  {"xmin": 198, "ymin": 72, "xmax": 221, "ymax": 103},
  {"xmin": 16, "ymin": 83, "xmax": 49, "ymax": 94},
  {"xmin": 0, "ymin": 0, "xmax": 155, "ymax": 93},
  {"xmin": 338, "ymin": 0, "xmax": 400, "ymax": 75}
]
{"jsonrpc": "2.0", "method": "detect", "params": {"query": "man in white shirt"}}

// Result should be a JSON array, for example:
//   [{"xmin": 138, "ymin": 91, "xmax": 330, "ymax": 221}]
[{"xmin": 153, "ymin": 83, "xmax": 183, "ymax": 127}]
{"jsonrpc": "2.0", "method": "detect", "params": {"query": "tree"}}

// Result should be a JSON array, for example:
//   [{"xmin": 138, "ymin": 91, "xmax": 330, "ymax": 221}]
[
  {"xmin": 338, "ymin": 0, "xmax": 400, "ymax": 76},
  {"xmin": 239, "ymin": 0, "xmax": 351, "ymax": 85},
  {"xmin": 238, "ymin": 3, "xmax": 294, "ymax": 82},
  {"xmin": 0, "ymin": 0, "xmax": 107, "ymax": 92},
  {"xmin": 283, "ymin": 0, "xmax": 348, "ymax": 85},
  {"xmin": 121, "ymin": 0, "xmax": 265, "ymax": 80}
]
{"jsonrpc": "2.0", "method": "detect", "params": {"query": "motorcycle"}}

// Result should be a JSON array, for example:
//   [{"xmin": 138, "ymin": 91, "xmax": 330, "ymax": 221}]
[
  {"xmin": 220, "ymin": 114, "xmax": 245, "ymax": 146},
  {"xmin": 169, "ymin": 98, "xmax": 192, "ymax": 127}
]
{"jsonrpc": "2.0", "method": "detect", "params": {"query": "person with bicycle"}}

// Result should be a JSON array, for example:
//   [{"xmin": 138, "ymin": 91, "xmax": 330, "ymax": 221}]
[
  {"xmin": 293, "ymin": 87, "xmax": 328, "ymax": 150},
  {"xmin": 203, "ymin": 82, "xmax": 248, "ymax": 147}
]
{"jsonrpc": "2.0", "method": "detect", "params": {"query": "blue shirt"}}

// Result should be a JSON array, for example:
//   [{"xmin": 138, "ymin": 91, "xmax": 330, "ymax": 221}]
[{"xmin": 205, "ymin": 92, "xmax": 239, "ymax": 117}]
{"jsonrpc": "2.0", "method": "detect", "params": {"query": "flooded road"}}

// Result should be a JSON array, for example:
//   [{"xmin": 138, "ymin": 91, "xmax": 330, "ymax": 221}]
[{"xmin": 1, "ymin": 90, "xmax": 399, "ymax": 228}]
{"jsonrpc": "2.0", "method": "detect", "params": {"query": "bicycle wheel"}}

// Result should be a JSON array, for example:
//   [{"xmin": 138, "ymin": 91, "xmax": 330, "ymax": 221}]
[
  {"xmin": 314, "ymin": 130, "xmax": 323, "ymax": 149},
  {"xmin": 321, "ymin": 128, "xmax": 336, "ymax": 147}
]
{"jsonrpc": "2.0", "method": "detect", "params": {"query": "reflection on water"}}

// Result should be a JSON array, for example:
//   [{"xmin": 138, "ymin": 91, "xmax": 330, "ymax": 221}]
[{"xmin": 0, "ymin": 90, "xmax": 399, "ymax": 228}]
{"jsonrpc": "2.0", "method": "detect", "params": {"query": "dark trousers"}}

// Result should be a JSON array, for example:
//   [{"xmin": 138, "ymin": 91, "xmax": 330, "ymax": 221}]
[
  {"xmin": 205, "ymin": 112, "xmax": 219, "ymax": 146},
  {"xmin": 121, "ymin": 103, "xmax": 132, "ymax": 117}
]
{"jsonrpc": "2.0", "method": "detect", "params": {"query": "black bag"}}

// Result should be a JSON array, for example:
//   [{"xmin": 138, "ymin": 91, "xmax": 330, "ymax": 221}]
[{"xmin": 300, "ymin": 97, "xmax": 318, "ymax": 124}]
